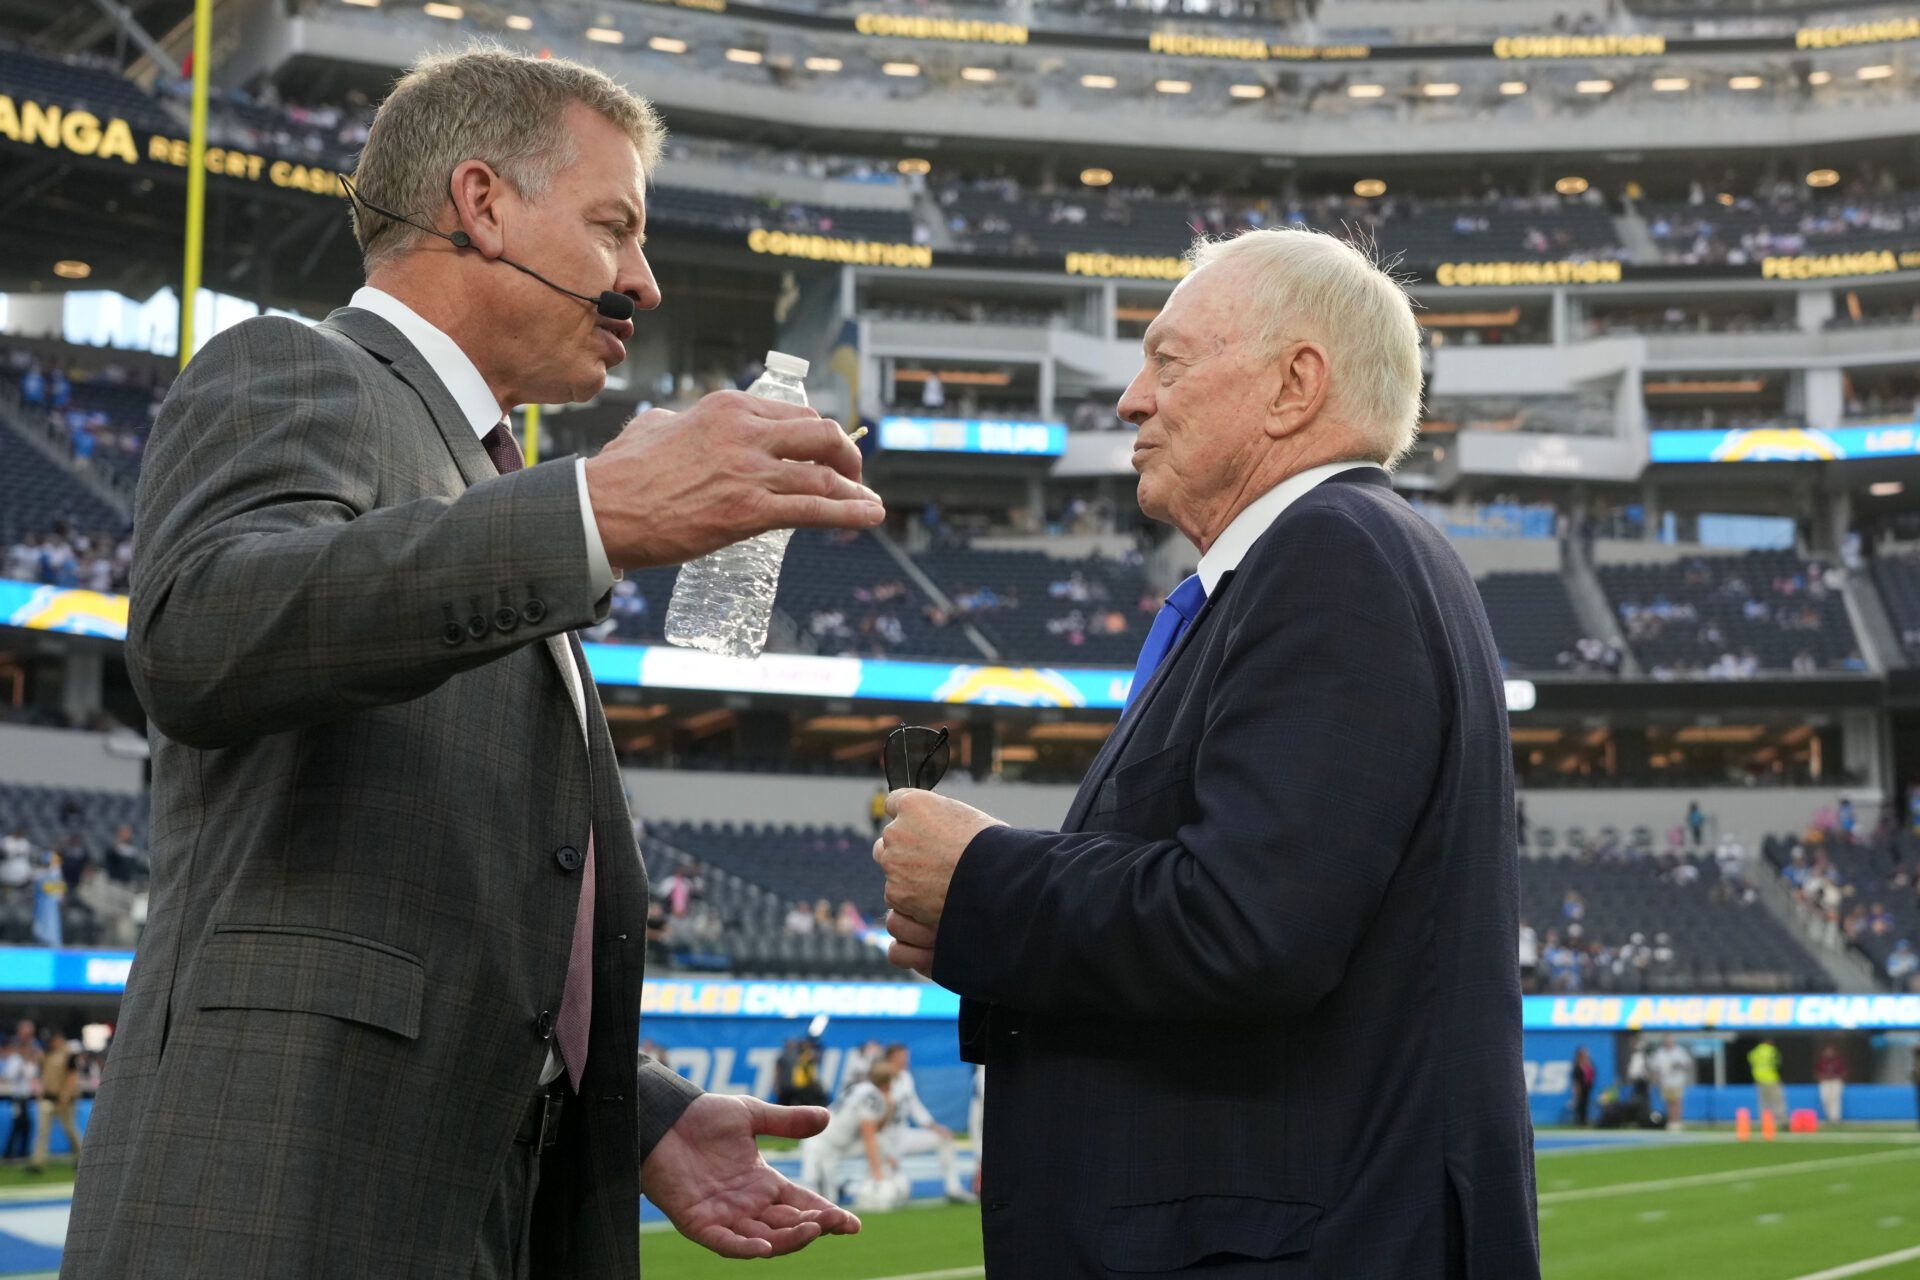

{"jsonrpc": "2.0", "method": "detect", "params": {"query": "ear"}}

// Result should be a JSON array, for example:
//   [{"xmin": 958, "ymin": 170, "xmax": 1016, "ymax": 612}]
[
  {"xmin": 1263, "ymin": 340, "xmax": 1331, "ymax": 440},
  {"xmin": 447, "ymin": 159, "xmax": 510, "ymax": 258}
]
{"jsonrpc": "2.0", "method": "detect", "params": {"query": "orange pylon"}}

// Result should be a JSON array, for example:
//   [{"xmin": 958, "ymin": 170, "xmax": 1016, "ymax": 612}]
[
  {"xmin": 1736, "ymin": 1108, "xmax": 1752, "ymax": 1141},
  {"xmin": 1761, "ymin": 1109, "xmax": 1777, "ymax": 1141}
]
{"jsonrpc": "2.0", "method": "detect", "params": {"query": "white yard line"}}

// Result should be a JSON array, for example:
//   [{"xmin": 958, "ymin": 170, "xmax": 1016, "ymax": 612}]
[
  {"xmin": 864, "ymin": 1269, "xmax": 985, "ymax": 1280},
  {"xmin": 1786, "ymin": 1244, "xmax": 1920, "ymax": 1280},
  {"xmin": 1538, "ymin": 1147, "xmax": 1920, "ymax": 1204}
]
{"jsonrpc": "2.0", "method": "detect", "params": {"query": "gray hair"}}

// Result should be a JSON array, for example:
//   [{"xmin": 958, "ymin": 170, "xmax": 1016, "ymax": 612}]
[
  {"xmin": 350, "ymin": 45, "xmax": 665, "ymax": 270},
  {"xmin": 1187, "ymin": 227, "xmax": 1423, "ymax": 470}
]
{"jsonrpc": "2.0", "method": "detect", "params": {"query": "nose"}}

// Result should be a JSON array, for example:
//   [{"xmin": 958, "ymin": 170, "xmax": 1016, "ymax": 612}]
[
  {"xmin": 618, "ymin": 244, "xmax": 662, "ymax": 313},
  {"xmin": 1116, "ymin": 365, "xmax": 1155, "ymax": 428}
]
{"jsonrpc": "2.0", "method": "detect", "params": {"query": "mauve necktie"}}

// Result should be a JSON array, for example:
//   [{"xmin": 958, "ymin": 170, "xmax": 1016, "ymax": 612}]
[
  {"xmin": 483, "ymin": 423, "xmax": 594, "ymax": 1092},
  {"xmin": 1124, "ymin": 573, "xmax": 1207, "ymax": 710}
]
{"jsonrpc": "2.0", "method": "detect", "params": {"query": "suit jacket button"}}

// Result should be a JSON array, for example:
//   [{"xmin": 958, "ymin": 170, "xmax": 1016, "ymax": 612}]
[
  {"xmin": 466, "ymin": 615, "xmax": 489, "ymax": 641},
  {"xmin": 494, "ymin": 606, "xmax": 520, "ymax": 633},
  {"xmin": 441, "ymin": 621, "xmax": 466, "ymax": 647},
  {"xmin": 522, "ymin": 598, "xmax": 547, "ymax": 624},
  {"xmin": 555, "ymin": 845, "xmax": 583, "ymax": 873},
  {"xmin": 535, "ymin": 1010, "xmax": 555, "ymax": 1040}
]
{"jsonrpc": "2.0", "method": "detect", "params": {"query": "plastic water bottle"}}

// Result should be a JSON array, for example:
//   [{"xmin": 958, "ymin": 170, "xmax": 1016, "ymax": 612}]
[{"xmin": 664, "ymin": 351, "xmax": 811, "ymax": 660}]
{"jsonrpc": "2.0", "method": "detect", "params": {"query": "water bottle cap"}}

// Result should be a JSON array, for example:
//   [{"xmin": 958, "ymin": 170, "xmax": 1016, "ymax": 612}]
[{"xmin": 764, "ymin": 351, "xmax": 810, "ymax": 379}]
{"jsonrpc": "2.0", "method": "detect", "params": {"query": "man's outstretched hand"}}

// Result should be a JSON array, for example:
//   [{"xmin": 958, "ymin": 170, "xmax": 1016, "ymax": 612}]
[{"xmin": 643, "ymin": 1093, "xmax": 862, "ymax": 1259}]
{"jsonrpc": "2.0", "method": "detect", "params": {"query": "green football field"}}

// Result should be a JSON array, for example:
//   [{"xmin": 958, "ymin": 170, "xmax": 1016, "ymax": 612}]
[{"xmin": 640, "ymin": 1132, "xmax": 1920, "ymax": 1279}]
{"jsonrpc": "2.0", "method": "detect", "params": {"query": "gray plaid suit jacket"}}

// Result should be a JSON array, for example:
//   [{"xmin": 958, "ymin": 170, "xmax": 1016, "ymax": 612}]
[{"xmin": 61, "ymin": 306, "xmax": 701, "ymax": 1279}]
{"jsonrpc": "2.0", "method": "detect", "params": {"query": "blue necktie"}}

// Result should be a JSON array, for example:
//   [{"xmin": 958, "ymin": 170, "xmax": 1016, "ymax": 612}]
[{"xmin": 1125, "ymin": 574, "xmax": 1207, "ymax": 709}]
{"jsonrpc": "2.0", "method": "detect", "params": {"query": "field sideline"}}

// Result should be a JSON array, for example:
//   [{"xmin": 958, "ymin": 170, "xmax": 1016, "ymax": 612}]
[{"xmin": 636, "ymin": 1132, "xmax": 1920, "ymax": 1280}]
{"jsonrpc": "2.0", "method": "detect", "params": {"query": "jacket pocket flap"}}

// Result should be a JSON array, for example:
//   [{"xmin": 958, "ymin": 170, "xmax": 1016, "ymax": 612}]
[
  {"xmin": 1094, "ymin": 738, "xmax": 1195, "ymax": 815},
  {"xmin": 195, "ymin": 924, "xmax": 425, "ymax": 1040},
  {"xmin": 1101, "ymin": 1194, "xmax": 1321, "ymax": 1273}
]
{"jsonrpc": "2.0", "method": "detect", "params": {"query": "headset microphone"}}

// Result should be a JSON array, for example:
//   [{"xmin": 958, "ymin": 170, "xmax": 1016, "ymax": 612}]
[{"xmin": 339, "ymin": 178, "xmax": 636, "ymax": 323}]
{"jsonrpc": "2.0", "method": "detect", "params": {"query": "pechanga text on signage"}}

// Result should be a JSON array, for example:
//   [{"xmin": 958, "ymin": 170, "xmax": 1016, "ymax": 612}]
[{"xmin": 0, "ymin": 94, "xmax": 347, "ymax": 195}]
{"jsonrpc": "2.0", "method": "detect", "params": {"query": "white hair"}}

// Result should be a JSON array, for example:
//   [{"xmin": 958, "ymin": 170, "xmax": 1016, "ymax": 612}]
[{"xmin": 1187, "ymin": 227, "xmax": 1423, "ymax": 470}]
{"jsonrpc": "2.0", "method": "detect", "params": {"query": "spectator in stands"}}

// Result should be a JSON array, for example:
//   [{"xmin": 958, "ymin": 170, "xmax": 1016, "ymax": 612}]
[
  {"xmin": 103, "ymin": 826, "xmax": 142, "ymax": 883},
  {"xmin": 3, "ymin": 537, "xmax": 40, "ymax": 584},
  {"xmin": 1749, "ymin": 1038, "xmax": 1787, "ymax": 1126},
  {"xmin": 30, "ymin": 857, "xmax": 62, "ymax": 948},
  {"xmin": 784, "ymin": 901, "xmax": 816, "ymax": 935},
  {"xmin": 836, "ymin": 901, "xmax": 867, "ymax": 935},
  {"xmin": 1888, "ymin": 939, "xmax": 1918, "ymax": 989},
  {"xmin": 1814, "ymin": 1042, "xmax": 1849, "ymax": 1124},
  {"xmin": 869, "ymin": 787, "xmax": 889, "ymax": 837},
  {"xmin": 1518, "ymin": 919, "xmax": 1538, "ymax": 991},
  {"xmin": 1570, "ymin": 1047, "xmax": 1596, "ymax": 1126},
  {"xmin": 0, "ymin": 830, "xmax": 31, "ymax": 898},
  {"xmin": 1687, "ymin": 801, "xmax": 1706, "ymax": 848},
  {"xmin": 1650, "ymin": 1037, "xmax": 1695, "ymax": 1131}
]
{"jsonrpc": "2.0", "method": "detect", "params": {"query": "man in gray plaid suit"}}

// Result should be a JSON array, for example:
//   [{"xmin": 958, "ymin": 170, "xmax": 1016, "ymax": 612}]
[{"xmin": 62, "ymin": 48, "xmax": 878, "ymax": 1279}]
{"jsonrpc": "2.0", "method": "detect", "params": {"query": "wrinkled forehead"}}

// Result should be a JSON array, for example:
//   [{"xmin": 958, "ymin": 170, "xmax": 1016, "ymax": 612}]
[{"xmin": 1143, "ymin": 264, "xmax": 1244, "ymax": 352}]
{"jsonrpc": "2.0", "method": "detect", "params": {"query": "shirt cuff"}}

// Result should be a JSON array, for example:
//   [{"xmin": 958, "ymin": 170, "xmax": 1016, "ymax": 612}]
[{"xmin": 576, "ymin": 457, "xmax": 616, "ymax": 599}]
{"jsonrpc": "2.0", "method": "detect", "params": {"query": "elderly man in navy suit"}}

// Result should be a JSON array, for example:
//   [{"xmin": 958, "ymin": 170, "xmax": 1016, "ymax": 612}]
[{"xmin": 877, "ymin": 226, "xmax": 1538, "ymax": 1278}]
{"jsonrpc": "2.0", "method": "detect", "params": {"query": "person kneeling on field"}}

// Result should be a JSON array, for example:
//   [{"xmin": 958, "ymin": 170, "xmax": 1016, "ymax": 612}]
[{"xmin": 800, "ymin": 1062, "xmax": 895, "ymax": 1204}]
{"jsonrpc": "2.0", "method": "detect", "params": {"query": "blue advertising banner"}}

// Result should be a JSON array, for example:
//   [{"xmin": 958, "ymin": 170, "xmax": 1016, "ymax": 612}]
[
  {"xmin": 0, "ymin": 581, "xmax": 1540, "ymax": 714},
  {"xmin": 1650, "ymin": 421, "xmax": 1920, "ymax": 464},
  {"xmin": 1524, "ymin": 1029, "xmax": 1616, "ymax": 1127},
  {"xmin": 876, "ymin": 416, "xmax": 1068, "ymax": 457}
]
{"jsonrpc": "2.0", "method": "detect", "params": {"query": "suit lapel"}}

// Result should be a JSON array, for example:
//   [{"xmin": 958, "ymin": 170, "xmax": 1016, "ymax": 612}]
[
  {"xmin": 321, "ymin": 307, "xmax": 495, "ymax": 491},
  {"xmin": 1065, "ymin": 571, "xmax": 1235, "ymax": 832},
  {"xmin": 323, "ymin": 306, "xmax": 589, "ymax": 730}
]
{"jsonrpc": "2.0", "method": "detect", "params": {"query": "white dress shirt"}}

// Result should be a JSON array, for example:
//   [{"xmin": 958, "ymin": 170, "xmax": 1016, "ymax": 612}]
[
  {"xmin": 1195, "ymin": 460, "xmax": 1385, "ymax": 595},
  {"xmin": 349, "ymin": 287, "xmax": 615, "ymax": 599}
]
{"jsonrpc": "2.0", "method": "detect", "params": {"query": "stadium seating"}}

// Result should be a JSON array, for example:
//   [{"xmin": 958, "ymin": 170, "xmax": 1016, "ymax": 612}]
[
  {"xmin": 1523, "ymin": 849, "xmax": 1829, "ymax": 992},
  {"xmin": 912, "ymin": 544, "xmax": 1152, "ymax": 666},
  {"xmin": 1869, "ymin": 552, "xmax": 1920, "ymax": 663},
  {"xmin": 1762, "ymin": 832, "xmax": 1920, "ymax": 989},
  {"xmin": 651, "ymin": 185, "xmax": 917, "ymax": 243},
  {"xmin": 0, "ymin": 414, "xmax": 126, "ymax": 549},
  {"xmin": 1475, "ymin": 571, "xmax": 1591, "ymax": 674},
  {"xmin": 1597, "ymin": 550, "xmax": 1861, "ymax": 675},
  {"xmin": 1647, "ymin": 192, "xmax": 1920, "ymax": 264},
  {"xmin": 0, "ymin": 48, "xmax": 175, "ymax": 131}
]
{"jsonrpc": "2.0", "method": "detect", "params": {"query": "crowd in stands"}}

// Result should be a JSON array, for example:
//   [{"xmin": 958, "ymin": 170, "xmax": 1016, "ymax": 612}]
[
  {"xmin": 1765, "ymin": 801, "xmax": 1920, "ymax": 990},
  {"xmin": 1647, "ymin": 173, "xmax": 1920, "ymax": 267},
  {"xmin": 1600, "ymin": 551, "xmax": 1864, "ymax": 679},
  {"xmin": 1520, "ymin": 815, "xmax": 1827, "ymax": 993},
  {"xmin": 2, "ymin": 346, "xmax": 165, "ymax": 492},
  {"xmin": 4, "ymin": 525, "xmax": 132, "ymax": 594},
  {"xmin": 0, "ymin": 787, "xmax": 148, "ymax": 950}
]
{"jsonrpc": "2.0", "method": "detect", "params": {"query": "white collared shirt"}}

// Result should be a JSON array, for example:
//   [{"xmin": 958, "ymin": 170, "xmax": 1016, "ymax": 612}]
[
  {"xmin": 1195, "ymin": 460, "xmax": 1385, "ymax": 595},
  {"xmin": 350, "ymin": 287, "xmax": 615, "ymax": 599}
]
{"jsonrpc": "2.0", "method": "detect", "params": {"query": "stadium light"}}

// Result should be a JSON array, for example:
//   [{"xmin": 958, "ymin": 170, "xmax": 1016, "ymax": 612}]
[
  {"xmin": 1858, "ymin": 64, "xmax": 1894, "ymax": 80},
  {"xmin": 341, "ymin": 0, "xmax": 380, "ymax": 8},
  {"xmin": 1353, "ymin": 178, "xmax": 1387, "ymax": 198},
  {"xmin": 504, "ymin": 13, "xmax": 531, "ymax": 27},
  {"xmin": 585, "ymin": 26, "xmax": 623, "ymax": 42},
  {"xmin": 805, "ymin": 56, "xmax": 842, "ymax": 72},
  {"xmin": 1081, "ymin": 74, "xmax": 1118, "ymax": 89},
  {"xmin": 1576, "ymin": 79, "xmax": 1613, "ymax": 94},
  {"xmin": 1347, "ymin": 83, "xmax": 1385, "ymax": 98},
  {"xmin": 1555, "ymin": 176, "xmax": 1589, "ymax": 195},
  {"xmin": 648, "ymin": 35, "xmax": 686, "ymax": 52},
  {"xmin": 1080, "ymin": 167, "xmax": 1114, "ymax": 187},
  {"xmin": 1729, "ymin": 75, "xmax": 1763, "ymax": 90},
  {"xmin": 1807, "ymin": 70, "xmax": 1833, "ymax": 85},
  {"xmin": 1155, "ymin": 79, "xmax": 1192, "ymax": 94},
  {"xmin": 423, "ymin": 2, "xmax": 462, "ymax": 17},
  {"xmin": 53, "ymin": 260, "xmax": 90, "ymax": 279},
  {"xmin": 1422, "ymin": 83, "xmax": 1460, "ymax": 96},
  {"xmin": 1229, "ymin": 84, "xmax": 1266, "ymax": 99},
  {"xmin": 1806, "ymin": 168, "xmax": 1840, "ymax": 188},
  {"xmin": 725, "ymin": 48, "xmax": 763, "ymax": 64},
  {"xmin": 961, "ymin": 67, "xmax": 997, "ymax": 82},
  {"xmin": 1499, "ymin": 81, "xmax": 1527, "ymax": 94},
  {"xmin": 1872, "ymin": 481, "xmax": 1905, "ymax": 496},
  {"xmin": 1652, "ymin": 77, "xmax": 1690, "ymax": 91},
  {"xmin": 1716, "ymin": 192, "xmax": 1737, "ymax": 205},
  {"xmin": 883, "ymin": 62, "xmax": 921, "ymax": 76},
  {"xmin": 897, "ymin": 158, "xmax": 932, "ymax": 175}
]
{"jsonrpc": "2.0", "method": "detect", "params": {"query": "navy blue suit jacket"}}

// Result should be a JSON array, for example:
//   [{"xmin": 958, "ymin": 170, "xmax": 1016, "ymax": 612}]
[{"xmin": 933, "ymin": 468, "xmax": 1539, "ymax": 1278}]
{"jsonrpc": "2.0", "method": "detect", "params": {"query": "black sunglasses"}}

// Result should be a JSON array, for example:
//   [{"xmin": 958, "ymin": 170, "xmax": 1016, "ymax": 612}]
[{"xmin": 883, "ymin": 725, "xmax": 950, "ymax": 792}]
